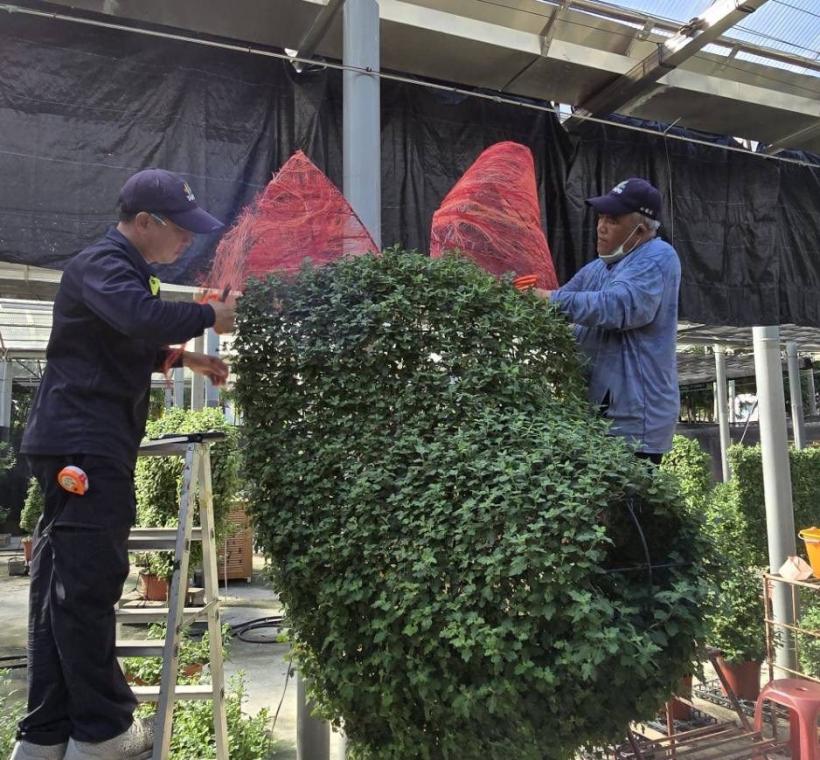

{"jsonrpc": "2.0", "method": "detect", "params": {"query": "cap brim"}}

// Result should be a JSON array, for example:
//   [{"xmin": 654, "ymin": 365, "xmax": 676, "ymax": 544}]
[
  {"xmin": 165, "ymin": 206, "xmax": 225, "ymax": 234},
  {"xmin": 585, "ymin": 194, "xmax": 635, "ymax": 216}
]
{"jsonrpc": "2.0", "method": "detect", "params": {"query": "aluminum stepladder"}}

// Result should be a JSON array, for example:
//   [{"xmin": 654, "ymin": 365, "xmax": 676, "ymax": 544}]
[{"xmin": 115, "ymin": 432, "xmax": 229, "ymax": 760}]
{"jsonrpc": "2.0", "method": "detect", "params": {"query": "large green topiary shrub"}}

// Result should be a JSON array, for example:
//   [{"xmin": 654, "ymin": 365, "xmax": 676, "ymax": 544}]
[
  {"xmin": 135, "ymin": 407, "xmax": 241, "ymax": 580},
  {"xmin": 233, "ymin": 250, "xmax": 709, "ymax": 759}
]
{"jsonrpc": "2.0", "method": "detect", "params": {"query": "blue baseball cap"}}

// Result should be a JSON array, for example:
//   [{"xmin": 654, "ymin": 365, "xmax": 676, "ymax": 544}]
[
  {"xmin": 586, "ymin": 178, "xmax": 662, "ymax": 220},
  {"xmin": 118, "ymin": 168, "xmax": 224, "ymax": 233}
]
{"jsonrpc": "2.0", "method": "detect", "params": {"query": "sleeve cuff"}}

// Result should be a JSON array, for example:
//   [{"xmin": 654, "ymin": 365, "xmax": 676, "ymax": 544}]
[{"xmin": 203, "ymin": 303, "xmax": 217, "ymax": 329}]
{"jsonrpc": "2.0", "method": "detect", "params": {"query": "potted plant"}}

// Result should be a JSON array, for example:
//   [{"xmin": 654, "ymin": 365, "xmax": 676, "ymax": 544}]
[
  {"xmin": 134, "ymin": 407, "xmax": 240, "ymax": 601},
  {"xmin": 703, "ymin": 482, "xmax": 766, "ymax": 701},
  {"xmin": 19, "ymin": 477, "xmax": 44, "ymax": 565},
  {"xmin": 123, "ymin": 623, "xmax": 230, "ymax": 685}
]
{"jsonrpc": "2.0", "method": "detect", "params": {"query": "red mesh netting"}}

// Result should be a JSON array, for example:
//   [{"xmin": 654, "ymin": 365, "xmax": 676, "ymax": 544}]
[
  {"xmin": 430, "ymin": 141, "xmax": 559, "ymax": 290},
  {"xmin": 164, "ymin": 151, "xmax": 377, "ymax": 373},
  {"xmin": 203, "ymin": 149, "xmax": 378, "ymax": 294}
]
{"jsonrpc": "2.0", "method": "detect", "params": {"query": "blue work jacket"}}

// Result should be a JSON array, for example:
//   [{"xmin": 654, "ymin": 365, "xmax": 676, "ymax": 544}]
[
  {"xmin": 21, "ymin": 228, "xmax": 215, "ymax": 467},
  {"xmin": 552, "ymin": 237, "xmax": 680, "ymax": 454}
]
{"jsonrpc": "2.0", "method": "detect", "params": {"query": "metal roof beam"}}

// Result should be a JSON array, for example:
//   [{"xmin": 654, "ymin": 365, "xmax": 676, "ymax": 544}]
[
  {"xmin": 286, "ymin": 0, "xmax": 345, "ymax": 72},
  {"xmin": 564, "ymin": 0, "xmax": 770, "ymax": 131},
  {"xmin": 763, "ymin": 120, "xmax": 820, "ymax": 155}
]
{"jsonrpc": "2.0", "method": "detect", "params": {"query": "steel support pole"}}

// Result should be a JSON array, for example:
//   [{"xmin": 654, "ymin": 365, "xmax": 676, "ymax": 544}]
[
  {"xmin": 752, "ymin": 326, "xmax": 797, "ymax": 673},
  {"xmin": 173, "ymin": 367, "xmax": 185, "ymax": 408},
  {"xmin": 728, "ymin": 379, "xmax": 737, "ymax": 423},
  {"xmin": 297, "ymin": 673, "xmax": 329, "ymax": 760},
  {"xmin": 205, "ymin": 329, "xmax": 220, "ymax": 409},
  {"xmin": 343, "ymin": 0, "xmax": 381, "ymax": 248},
  {"xmin": 714, "ymin": 345, "xmax": 731, "ymax": 481},
  {"xmin": 0, "ymin": 360, "xmax": 12, "ymax": 434},
  {"xmin": 191, "ymin": 335, "xmax": 205, "ymax": 410},
  {"xmin": 805, "ymin": 367, "xmax": 818, "ymax": 416},
  {"xmin": 786, "ymin": 342, "xmax": 806, "ymax": 449}
]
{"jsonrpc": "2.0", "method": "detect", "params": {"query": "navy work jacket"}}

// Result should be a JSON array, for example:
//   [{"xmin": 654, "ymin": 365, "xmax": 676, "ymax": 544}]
[{"xmin": 21, "ymin": 228, "xmax": 215, "ymax": 468}]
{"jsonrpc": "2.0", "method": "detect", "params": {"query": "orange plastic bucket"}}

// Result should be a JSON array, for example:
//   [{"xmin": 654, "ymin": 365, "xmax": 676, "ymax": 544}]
[{"xmin": 799, "ymin": 527, "xmax": 820, "ymax": 577}]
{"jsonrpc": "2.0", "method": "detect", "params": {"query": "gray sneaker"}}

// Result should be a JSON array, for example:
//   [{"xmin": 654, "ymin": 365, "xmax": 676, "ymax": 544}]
[
  {"xmin": 9, "ymin": 741, "xmax": 67, "ymax": 760},
  {"xmin": 63, "ymin": 718, "xmax": 153, "ymax": 760}
]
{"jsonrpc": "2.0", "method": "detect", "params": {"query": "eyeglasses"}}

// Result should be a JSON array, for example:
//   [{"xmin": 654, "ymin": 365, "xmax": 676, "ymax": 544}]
[{"xmin": 149, "ymin": 213, "xmax": 168, "ymax": 227}]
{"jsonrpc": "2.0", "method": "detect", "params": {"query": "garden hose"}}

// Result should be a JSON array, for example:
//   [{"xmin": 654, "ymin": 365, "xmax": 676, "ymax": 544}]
[{"xmin": 230, "ymin": 615, "xmax": 286, "ymax": 644}]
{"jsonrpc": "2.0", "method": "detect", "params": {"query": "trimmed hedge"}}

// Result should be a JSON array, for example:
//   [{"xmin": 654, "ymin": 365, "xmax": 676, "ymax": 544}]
[
  {"xmin": 729, "ymin": 444, "xmax": 820, "ymax": 566},
  {"xmin": 233, "ymin": 250, "xmax": 709, "ymax": 760}
]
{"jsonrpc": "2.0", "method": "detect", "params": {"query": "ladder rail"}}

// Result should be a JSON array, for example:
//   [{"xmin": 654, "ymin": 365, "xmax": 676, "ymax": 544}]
[
  {"xmin": 198, "ymin": 444, "xmax": 229, "ymax": 760},
  {"xmin": 125, "ymin": 438, "xmax": 229, "ymax": 760},
  {"xmin": 151, "ymin": 444, "xmax": 199, "ymax": 760}
]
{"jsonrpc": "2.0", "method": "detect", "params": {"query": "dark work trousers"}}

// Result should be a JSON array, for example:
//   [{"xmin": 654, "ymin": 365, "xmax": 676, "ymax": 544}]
[{"xmin": 18, "ymin": 454, "xmax": 137, "ymax": 745}]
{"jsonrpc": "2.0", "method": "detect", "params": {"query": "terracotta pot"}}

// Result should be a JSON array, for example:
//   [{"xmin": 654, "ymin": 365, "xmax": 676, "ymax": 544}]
[
  {"xmin": 182, "ymin": 662, "xmax": 203, "ymax": 678},
  {"xmin": 21, "ymin": 537, "xmax": 33, "ymax": 563},
  {"xmin": 667, "ymin": 674, "xmax": 694, "ymax": 721},
  {"xmin": 717, "ymin": 657, "xmax": 762, "ymax": 701},
  {"xmin": 137, "ymin": 572, "xmax": 169, "ymax": 602}
]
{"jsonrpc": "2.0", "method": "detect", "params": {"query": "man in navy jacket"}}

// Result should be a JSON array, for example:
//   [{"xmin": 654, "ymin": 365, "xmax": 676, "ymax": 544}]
[
  {"xmin": 12, "ymin": 169, "xmax": 235, "ymax": 760},
  {"xmin": 543, "ymin": 178, "xmax": 680, "ymax": 463}
]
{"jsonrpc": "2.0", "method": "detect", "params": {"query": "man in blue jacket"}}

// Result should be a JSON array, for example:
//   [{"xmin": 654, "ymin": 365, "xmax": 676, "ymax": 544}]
[
  {"xmin": 12, "ymin": 169, "xmax": 235, "ymax": 760},
  {"xmin": 543, "ymin": 178, "xmax": 680, "ymax": 463}
]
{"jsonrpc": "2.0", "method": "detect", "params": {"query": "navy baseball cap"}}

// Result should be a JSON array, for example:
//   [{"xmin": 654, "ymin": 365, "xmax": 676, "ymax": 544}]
[
  {"xmin": 118, "ymin": 168, "xmax": 224, "ymax": 233},
  {"xmin": 586, "ymin": 178, "xmax": 662, "ymax": 220}
]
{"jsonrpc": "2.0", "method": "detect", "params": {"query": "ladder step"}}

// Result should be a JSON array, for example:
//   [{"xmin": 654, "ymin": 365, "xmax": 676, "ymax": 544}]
[
  {"xmin": 132, "ymin": 684, "xmax": 216, "ymax": 702},
  {"xmin": 116, "ymin": 606, "xmax": 207, "ymax": 624},
  {"xmin": 116, "ymin": 639, "xmax": 166, "ymax": 657},
  {"xmin": 127, "ymin": 527, "xmax": 203, "ymax": 551}
]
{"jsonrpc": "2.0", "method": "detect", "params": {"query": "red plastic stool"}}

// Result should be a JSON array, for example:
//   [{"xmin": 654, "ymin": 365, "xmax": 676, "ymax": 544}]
[{"xmin": 754, "ymin": 679, "xmax": 820, "ymax": 759}]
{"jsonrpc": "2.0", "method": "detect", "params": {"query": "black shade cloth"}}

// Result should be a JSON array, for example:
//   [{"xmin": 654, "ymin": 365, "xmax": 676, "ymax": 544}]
[{"xmin": 0, "ymin": 11, "xmax": 818, "ymax": 326}]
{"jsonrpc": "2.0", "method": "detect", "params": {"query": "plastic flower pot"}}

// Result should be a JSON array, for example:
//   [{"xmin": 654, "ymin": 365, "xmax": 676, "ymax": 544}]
[
  {"xmin": 21, "ymin": 537, "xmax": 33, "ymax": 564},
  {"xmin": 799, "ymin": 527, "xmax": 820, "ymax": 577},
  {"xmin": 137, "ymin": 571, "xmax": 169, "ymax": 602},
  {"xmin": 716, "ymin": 657, "xmax": 762, "ymax": 702}
]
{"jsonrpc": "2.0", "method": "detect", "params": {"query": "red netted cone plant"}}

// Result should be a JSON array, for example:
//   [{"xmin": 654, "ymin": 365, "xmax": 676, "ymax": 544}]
[
  {"xmin": 203, "ymin": 150, "xmax": 378, "ymax": 295},
  {"xmin": 430, "ymin": 141, "xmax": 559, "ymax": 290},
  {"xmin": 164, "ymin": 151, "xmax": 378, "ymax": 374}
]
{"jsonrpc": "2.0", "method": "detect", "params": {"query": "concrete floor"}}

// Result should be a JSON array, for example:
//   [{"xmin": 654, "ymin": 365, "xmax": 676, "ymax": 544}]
[{"xmin": 0, "ymin": 540, "xmax": 345, "ymax": 759}]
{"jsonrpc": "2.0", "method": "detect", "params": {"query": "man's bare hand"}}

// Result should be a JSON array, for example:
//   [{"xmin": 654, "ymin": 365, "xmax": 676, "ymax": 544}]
[
  {"xmin": 183, "ymin": 351, "xmax": 230, "ymax": 386},
  {"xmin": 533, "ymin": 288, "xmax": 555, "ymax": 300},
  {"xmin": 209, "ymin": 294, "xmax": 237, "ymax": 334}
]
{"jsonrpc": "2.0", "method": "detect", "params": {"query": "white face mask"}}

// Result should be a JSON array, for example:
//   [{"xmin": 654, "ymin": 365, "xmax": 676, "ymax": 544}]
[{"xmin": 599, "ymin": 224, "xmax": 642, "ymax": 265}]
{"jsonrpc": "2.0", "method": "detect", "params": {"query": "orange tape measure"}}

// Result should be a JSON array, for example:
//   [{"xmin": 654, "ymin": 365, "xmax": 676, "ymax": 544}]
[{"xmin": 57, "ymin": 465, "xmax": 89, "ymax": 496}]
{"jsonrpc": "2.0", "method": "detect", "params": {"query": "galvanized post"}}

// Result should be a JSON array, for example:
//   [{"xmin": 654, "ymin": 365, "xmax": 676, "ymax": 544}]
[
  {"xmin": 343, "ymin": 0, "xmax": 381, "ymax": 248},
  {"xmin": 752, "ymin": 326, "xmax": 797, "ymax": 674},
  {"xmin": 297, "ymin": 672, "xmax": 330, "ymax": 760},
  {"xmin": 0, "ymin": 359, "xmax": 12, "ymax": 433},
  {"xmin": 173, "ymin": 367, "xmax": 185, "ymax": 408},
  {"xmin": 191, "ymin": 335, "xmax": 205, "ymax": 410},
  {"xmin": 786, "ymin": 342, "xmax": 806, "ymax": 449},
  {"xmin": 206, "ymin": 329, "xmax": 220, "ymax": 409},
  {"xmin": 805, "ymin": 366, "xmax": 818, "ymax": 416},
  {"xmin": 714, "ymin": 345, "xmax": 731, "ymax": 481}
]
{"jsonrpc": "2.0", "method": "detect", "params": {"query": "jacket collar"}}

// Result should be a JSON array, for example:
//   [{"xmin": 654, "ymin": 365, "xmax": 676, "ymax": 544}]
[{"xmin": 105, "ymin": 227, "xmax": 156, "ymax": 276}]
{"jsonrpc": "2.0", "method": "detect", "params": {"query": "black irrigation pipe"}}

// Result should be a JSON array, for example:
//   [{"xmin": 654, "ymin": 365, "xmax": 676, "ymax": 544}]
[
  {"xmin": 230, "ymin": 615, "xmax": 286, "ymax": 644},
  {"xmin": 0, "ymin": 652, "xmax": 27, "ymax": 669}
]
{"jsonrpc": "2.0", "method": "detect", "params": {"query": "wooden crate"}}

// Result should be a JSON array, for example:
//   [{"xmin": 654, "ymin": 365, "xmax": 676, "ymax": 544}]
[{"xmin": 217, "ymin": 505, "xmax": 253, "ymax": 582}]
